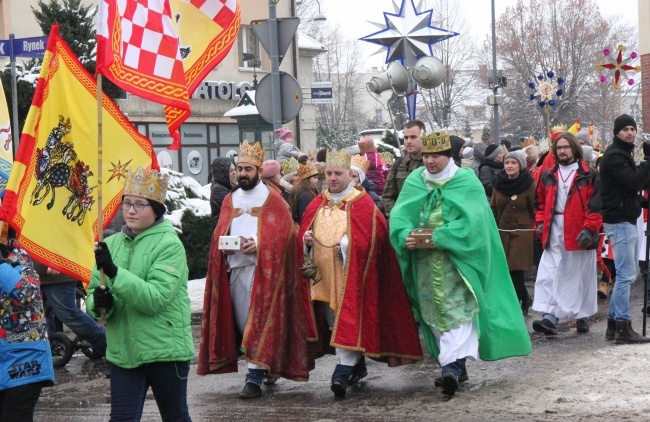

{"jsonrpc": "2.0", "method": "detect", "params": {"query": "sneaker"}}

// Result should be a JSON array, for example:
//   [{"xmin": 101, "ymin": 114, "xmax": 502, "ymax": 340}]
[
  {"xmin": 434, "ymin": 366, "xmax": 468, "ymax": 387},
  {"xmin": 440, "ymin": 372, "xmax": 459, "ymax": 397},
  {"xmin": 331, "ymin": 378, "xmax": 348, "ymax": 398},
  {"xmin": 576, "ymin": 319, "xmax": 589, "ymax": 333},
  {"xmin": 239, "ymin": 382, "xmax": 262, "ymax": 399},
  {"xmin": 532, "ymin": 318, "xmax": 558, "ymax": 335}
]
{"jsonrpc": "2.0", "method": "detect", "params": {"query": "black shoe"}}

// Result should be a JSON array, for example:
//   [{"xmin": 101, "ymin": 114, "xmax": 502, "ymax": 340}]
[
  {"xmin": 331, "ymin": 378, "xmax": 348, "ymax": 398},
  {"xmin": 263, "ymin": 375, "xmax": 278, "ymax": 385},
  {"xmin": 605, "ymin": 318, "xmax": 616, "ymax": 341},
  {"xmin": 615, "ymin": 320, "xmax": 650, "ymax": 344},
  {"xmin": 441, "ymin": 373, "xmax": 459, "ymax": 397},
  {"xmin": 348, "ymin": 357, "xmax": 368, "ymax": 386},
  {"xmin": 522, "ymin": 296, "xmax": 533, "ymax": 316},
  {"xmin": 434, "ymin": 366, "xmax": 468, "ymax": 387},
  {"xmin": 576, "ymin": 319, "xmax": 589, "ymax": 333},
  {"xmin": 239, "ymin": 382, "xmax": 262, "ymax": 399},
  {"xmin": 532, "ymin": 318, "xmax": 558, "ymax": 335}
]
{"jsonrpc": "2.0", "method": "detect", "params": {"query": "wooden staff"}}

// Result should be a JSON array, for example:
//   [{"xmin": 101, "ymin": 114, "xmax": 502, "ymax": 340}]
[{"xmin": 96, "ymin": 74, "xmax": 106, "ymax": 319}]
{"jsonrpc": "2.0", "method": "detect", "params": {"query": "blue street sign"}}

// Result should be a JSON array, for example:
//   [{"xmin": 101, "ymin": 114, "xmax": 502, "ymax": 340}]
[
  {"xmin": 0, "ymin": 40, "xmax": 9, "ymax": 57},
  {"xmin": 12, "ymin": 36, "xmax": 48, "ymax": 58}
]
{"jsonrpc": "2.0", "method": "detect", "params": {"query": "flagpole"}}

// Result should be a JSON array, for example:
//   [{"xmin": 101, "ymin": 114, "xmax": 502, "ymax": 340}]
[{"xmin": 97, "ymin": 74, "xmax": 106, "ymax": 319}]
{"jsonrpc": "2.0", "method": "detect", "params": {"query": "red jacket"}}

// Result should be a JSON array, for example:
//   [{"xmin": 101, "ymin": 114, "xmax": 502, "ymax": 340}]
[{"xmin": 535, "ymin": 160, "xmax": 602, "ymax": 251}]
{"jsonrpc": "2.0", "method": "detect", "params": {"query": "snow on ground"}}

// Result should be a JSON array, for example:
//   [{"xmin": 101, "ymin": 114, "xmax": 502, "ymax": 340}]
[{"xmin": 188, "ymin": 278, "xmax": 206, "ymax": 313}]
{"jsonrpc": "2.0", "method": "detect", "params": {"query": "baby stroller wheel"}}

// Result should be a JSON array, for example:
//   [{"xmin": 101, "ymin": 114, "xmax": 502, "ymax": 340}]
[{"xmin": 50, "ymin": 332, "xmax": 73, "ymax": 367}]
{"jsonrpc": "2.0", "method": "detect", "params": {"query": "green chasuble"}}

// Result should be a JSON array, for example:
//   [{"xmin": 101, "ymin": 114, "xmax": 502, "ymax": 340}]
[{"xmin": 389, "ymin": 167, "xmax": 531, "ymax": 362}]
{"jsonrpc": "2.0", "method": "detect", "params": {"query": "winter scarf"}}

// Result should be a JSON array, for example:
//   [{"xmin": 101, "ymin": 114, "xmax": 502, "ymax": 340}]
[{"xmin": 493, "ymin": 168, "xmax": 534, "ymax": 197}]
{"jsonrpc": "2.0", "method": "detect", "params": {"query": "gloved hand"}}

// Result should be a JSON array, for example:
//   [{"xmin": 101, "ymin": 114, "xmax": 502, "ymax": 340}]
[
  {"xmin": 576, "ymin": 228, "xmax": 595, "ymax": 248},
  {"xmin": 94, "ymin": 241, "xmax": 118, "ymax": 278},
  {"xmin": 643, "ymin": 141, "xmax": 650, "ymax": 160},
  {"xmin": 93, "ymin": 285, "xmax": 114, "ymax": 310}
]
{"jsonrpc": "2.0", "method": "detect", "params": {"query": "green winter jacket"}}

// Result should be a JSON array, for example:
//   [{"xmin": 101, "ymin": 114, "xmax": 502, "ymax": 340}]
[{"xmin": 87, "ymin": 219, "xmax": 194, "ymax": 368}]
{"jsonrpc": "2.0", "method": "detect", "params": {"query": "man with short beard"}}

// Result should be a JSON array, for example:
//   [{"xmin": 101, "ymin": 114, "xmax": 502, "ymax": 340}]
[
  {"xmin": 198, "ymin": 140, "xmax": 314, "ymax": 400},
  {"xmin": 300, "ymin": 149, "xmax": 422, "ymax": 399},
  {"xmin": 532, "ymin": 132, "xmax": 602, "ymax": 336}
]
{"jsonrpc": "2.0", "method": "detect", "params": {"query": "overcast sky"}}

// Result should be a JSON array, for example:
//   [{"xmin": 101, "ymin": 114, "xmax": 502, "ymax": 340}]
[{"xmin": 316, "ymin": 0, "xmax": 639, "ymax": 70}]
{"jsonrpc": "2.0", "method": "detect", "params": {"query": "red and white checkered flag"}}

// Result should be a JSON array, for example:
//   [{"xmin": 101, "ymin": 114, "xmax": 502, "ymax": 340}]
[{"xmin": 97, "ymin": 0, "xmax": 190, "ymax": 148}]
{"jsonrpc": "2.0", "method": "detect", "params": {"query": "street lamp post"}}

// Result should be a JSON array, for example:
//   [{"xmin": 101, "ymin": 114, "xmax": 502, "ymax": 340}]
[{"xmin": 491, "ymin": 0, "xmax": 500, "ymax": 143}]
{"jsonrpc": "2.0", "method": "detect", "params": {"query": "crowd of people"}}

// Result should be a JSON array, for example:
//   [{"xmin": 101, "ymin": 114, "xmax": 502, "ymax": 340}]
[{"xmin": 6, "ymin": 114, "xmax": 650, "ymax": 421}]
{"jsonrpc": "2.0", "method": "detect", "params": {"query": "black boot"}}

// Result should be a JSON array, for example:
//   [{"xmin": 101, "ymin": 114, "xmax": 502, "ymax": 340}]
[
  {"xmin": 614, "ymin": 320, "xmax": 650, "ymax": 344},
  {"xmin": 605, "ymin": 318, "xmax": 616, "ymax": 341},
  {"xmin": 434, "ymin": 365, "xmax": 468, "ymax": 387},
  {"xmin": 331, "ymin": 364, "xmax": 354, "ymax": 398},
  {"xmin": 348, "ymin": 356, "xmax": 368, "ymax": 386}
]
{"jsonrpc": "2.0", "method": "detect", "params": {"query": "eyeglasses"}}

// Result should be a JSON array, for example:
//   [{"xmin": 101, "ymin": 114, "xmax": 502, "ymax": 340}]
[
  {"xmin": 555, "ymin": 145, "xmax": 572, "ymax": 151},
  {"xmin": 121, "ymin": 201, "xmax": 151, "ymax": 212}
]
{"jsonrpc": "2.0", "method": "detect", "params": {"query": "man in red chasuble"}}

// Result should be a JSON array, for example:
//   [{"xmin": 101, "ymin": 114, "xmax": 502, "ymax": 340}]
[
  {"xmin": 299, "ymin": 149, "xmax": 422, "ymax": 398},
  {"xmin": 198, "ymin": 140, "xmax": 315, "ymax": 400}
]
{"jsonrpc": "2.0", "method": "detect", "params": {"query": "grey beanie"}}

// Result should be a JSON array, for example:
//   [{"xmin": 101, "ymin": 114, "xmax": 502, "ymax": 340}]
[
  {"xmin": 504, "ymin": 151, "xmax": 526, "ymax": 172},
  {"xmin": 575, "ymin": 129, "xmax": 592, "ymax": 146}
]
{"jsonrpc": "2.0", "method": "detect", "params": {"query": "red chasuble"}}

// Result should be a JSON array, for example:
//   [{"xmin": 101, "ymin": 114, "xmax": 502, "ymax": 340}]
[
  {"xmin": 198, "ymin": 186, "xmax": 316, "ymax": 380},
  {"xmin": 298, "ymin": 188, "xmax": 423, "ymax": 366}
]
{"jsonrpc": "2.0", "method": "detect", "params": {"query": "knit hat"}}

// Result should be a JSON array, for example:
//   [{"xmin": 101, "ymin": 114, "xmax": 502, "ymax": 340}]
[
  {"xmin": 261, "ymin": 160, "xmax": 281, "ymax": 179},
  {"xmin": 613, "ymin": 114, "xmax": 637, "ymax": 135},
  {"xmin": 504, "ymin": 151, "xmax": 526, "ymax": 172},
  {"xmin": 575, "ymin": 129, "xmax": 592, "ymax": 146},
  {"xmin": 148, "ymin": 200, "xmax": 166, "ymax": 220},
  {"xmin": 485, "ymin": 144, "xmax": 501, "ymax": 160},
  {"xmin": 274, "ymin": 127, "xmax": 293, "ymax": 141},
  {"xmin": 462, "ymin": 147, "xmax": 474, "ymax": 159}
]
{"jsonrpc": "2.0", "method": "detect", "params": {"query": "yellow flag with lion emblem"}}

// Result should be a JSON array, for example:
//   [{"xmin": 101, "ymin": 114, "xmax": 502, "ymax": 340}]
[{"xmin": 0, "ymin": 25, "xmax": 157, "ymax": 286}]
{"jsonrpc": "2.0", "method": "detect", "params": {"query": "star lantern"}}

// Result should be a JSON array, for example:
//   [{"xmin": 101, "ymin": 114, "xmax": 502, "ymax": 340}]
[
  {"xmin": 360, "ymin": 0, "xmax": 459, "ymax": 119},
  {"xmin": 597, "ymin": 45, "xmax": 642, "ymax": 89},
  {"xmin": 528, "ymin": 71, "xmax": 564, "ymax": 108}
]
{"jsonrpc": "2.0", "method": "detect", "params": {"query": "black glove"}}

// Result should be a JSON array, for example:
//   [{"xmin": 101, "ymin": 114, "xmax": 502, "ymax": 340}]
[
  {"xmin": 298, "ymin": 155, "xmax": 309, "ymax": 165},
  {"xmin": 643, "ymin": 141, "xmax": 650, "ymax": 160},
  {"xmin": 93, "ymin": 285, "xmax": 114, "ymax": 310},
  {"xmin": 576, "ymin": 228, "xmax": 595, "ymax": 249},
  {"xmin": 95, "ymin": 241, "xmax": 118, "ymax": 278}
]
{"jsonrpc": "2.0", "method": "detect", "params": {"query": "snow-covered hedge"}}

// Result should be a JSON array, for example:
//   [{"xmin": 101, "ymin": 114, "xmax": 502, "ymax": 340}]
[{"xmin": 161, "ymin": 168, "xmax": 210, "ymax": 231}]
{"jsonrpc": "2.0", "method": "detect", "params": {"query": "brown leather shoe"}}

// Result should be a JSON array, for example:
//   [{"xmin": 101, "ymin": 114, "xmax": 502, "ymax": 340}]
[
  {"xmin": 614, "ymin": 320, "xmax": 650, "ymax": 344},
  {"xmin": 605, "ymin": 318, "xmax": 616, "ymax": 341},
  {"xmin": 597, "ymin": 281, "xmax": 608, "ymax": 299}
]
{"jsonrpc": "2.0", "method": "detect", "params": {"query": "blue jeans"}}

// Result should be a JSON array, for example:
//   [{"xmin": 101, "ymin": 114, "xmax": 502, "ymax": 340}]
[
  {"xmin": 41, "ymin": 283, "xmax": 106, "ymax": 353},
  {"xmin": 604, "ymin": 223, "xmax": 639, "ymax": 322},
  {"xmin": 110, "ymin": 361, "xmax": 191, "ymax": 422}
]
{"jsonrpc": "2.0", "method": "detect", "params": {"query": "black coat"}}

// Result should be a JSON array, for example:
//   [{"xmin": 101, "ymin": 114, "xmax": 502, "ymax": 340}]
[
  {"xmin": 600, "ymin": 137, "xmax": 650, "ymax": 224},
  {"xmin": 210, "ymin": 158, "xmax": 233, "ymax": 232}
]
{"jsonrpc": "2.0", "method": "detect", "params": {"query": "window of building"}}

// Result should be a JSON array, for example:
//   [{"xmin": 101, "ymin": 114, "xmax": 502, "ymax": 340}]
[
  {"xmin": 375, "ymin": 109, "xmax": 382, "ymax": 121},
  {"xmin": 238, "ymin": 26, "xmax": 261, "ymax": 69}
]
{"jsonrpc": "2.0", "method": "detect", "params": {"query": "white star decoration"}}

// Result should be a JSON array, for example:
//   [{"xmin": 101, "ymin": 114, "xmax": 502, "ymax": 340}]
[{"xmin": 360, "ymin": 0, "xmax": 459, "ymax": 64}]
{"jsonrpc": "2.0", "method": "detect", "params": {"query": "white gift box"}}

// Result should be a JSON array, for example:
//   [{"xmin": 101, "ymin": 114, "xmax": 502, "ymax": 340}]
[{"xmin": 218, "ymin": 236, "xmax": 243, "ymax": 251}]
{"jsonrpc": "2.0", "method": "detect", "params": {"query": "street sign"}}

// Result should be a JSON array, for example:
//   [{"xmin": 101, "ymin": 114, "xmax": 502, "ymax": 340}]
[
  {"xmin": 251, "ymin": 18, "xmax": 300, "ymax": 65},
  {"xmin": 256, "ymin": 72, "xmax": 303, "ymax": 124},
  {"xmin": 12, "ymin": 36, "xmax": 48, "ymax": 58},
  {"xmin": 311, "ymin": 81, "xmax": 333, "ymax": 104},
  {"xmin": 0, "ymin": 36, "xmax": 48, "ymax": 58}
]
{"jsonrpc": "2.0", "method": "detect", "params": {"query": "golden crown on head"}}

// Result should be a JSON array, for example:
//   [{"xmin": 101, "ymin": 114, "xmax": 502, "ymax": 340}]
[
  {"xmin": 421, "ymin": 130, "xmax": 451, "ymax": 154},
  {"xmin": 350, "ymin": 154, "xmax": 370, "ymax": 174},
  {"xmin": 281, "ymin": 157, "xmax": 299, "ymax": 175},
  {"xmin": 551, "ymin": 124, "xmax": 567, "ymax": 133},
  {"xmin": 298, "ymin": 160, "xmax": 319, "ymax": 180},
  {"xmin": 238, "ymin": 140, "xmax": 264, "ymax": 167},
  {"xmin": 521, "ymin": 137, "xmax": 536, "ymax": 148},
  {"xmin": 358, "ymin": 137, "xmax": 376, "ymax": 153},
  {"xmin": 326, "ymin": 149, "xmax": 351, "ymax": 169},
  {"xmin": 123, "ymin": 167, "xmax": 168, "ymax": 204}
]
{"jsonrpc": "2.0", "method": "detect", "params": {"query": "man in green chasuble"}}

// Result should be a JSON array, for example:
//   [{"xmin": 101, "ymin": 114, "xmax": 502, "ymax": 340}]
[{"xmin": 389, "ymin": 133, "xmax": 532, "ymax": 397}]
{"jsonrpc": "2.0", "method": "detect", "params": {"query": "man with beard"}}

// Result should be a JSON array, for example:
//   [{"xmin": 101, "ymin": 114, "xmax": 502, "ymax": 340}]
[
  {"xmin": 300, "ymin": 149, "xmax": 422, "ymax": 398},
  {"xmin": 389, "ymin": 132, "xmax": 531, "ymax": 397},
  {"xmin": 198, "ymin": 140, "xmax": 314, "ymax": 399},
  {"xmin": 478, "ymin": 143, "xmax": 505, "ymax": 200},
  {"xmin": 532, "ymin": 132, "xmax": 602, "ymax": 335},
  {"xmin": 600, "ymin": 114, "xmax": 650, "ymax": 343}
]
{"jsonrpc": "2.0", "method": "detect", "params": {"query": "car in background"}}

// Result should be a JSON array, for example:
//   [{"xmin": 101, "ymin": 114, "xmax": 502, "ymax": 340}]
[{"xmin": 357, "ymin": 129, "xmax": 402, "ymax": 157}]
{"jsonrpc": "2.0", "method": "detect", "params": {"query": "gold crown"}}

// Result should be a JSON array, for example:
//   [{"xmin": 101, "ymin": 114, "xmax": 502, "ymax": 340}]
[
  {"xmin": 521, "ymin": 137, "xmax": 536, "ymax": 148},
  {"xmin": 358, "ymin": 137, "xmax": 376, "ymax": 153},
  {"xmin": 239, "ymin": 140, "xmax": 264, "ymax": 167},
  {"xmin": 298, "ymin": 160, "xmax": 319, "ymax": 180},
  {"xmin": 551, "ymin": 124, "xmax": 567, "ymax": 133},
  {"xmin": 350, "ymin": 154, "xmax": 370, "ymax": 174},
  {"xmin": 123, "ymin": 167, "xmax": 168, "ymax": 204},
  {"xmin": 307, "ymin": 151, "xmax": 314, "ymax": 160},
  {"xmin": 421, "ymin": 131, "xmax": 451, "ymax": 154},
  {"xmin": 326, "ymin": 149, "xmax": 351, "ymax": 169},
  {"xmin": 281, "ymin": 157, "xmax": 299, "ymax": 175}
]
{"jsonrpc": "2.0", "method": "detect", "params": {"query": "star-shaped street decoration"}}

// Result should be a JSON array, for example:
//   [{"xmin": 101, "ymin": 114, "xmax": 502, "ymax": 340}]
[
  {"xmin": 360, "ymin": 0, "xmax": 459, "ymax": 64},
  {"xmin": 107, "ymin": 159, "xmax": 133, "ymax": 184}
]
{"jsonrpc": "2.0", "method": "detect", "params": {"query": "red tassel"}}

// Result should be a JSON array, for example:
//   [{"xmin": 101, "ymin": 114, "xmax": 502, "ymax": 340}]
[{"xmin": 168, "ymin": 130, "xmax": 181, "ymax": 150}]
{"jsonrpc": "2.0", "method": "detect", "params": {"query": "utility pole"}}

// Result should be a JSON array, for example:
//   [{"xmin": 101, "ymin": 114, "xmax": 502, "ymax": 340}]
[
  {"xmin": 268, "ymin": 0, "xmax": 283, "ymax": 151},
  {"xmin": 490, "ymin": 0, "xmax": 500, "ymax": 143}
]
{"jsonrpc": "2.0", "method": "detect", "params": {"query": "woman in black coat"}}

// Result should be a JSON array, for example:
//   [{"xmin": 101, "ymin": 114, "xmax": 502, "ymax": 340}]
[{"xmin": 210, "ymin": 157, "xmax": 234, "ymax": 232}]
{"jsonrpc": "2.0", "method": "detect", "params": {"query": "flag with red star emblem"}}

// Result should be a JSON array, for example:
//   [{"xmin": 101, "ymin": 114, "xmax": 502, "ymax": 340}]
[{"xmin": 0, "ymin": 25, "xmax": 157, "ymax": 286}]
